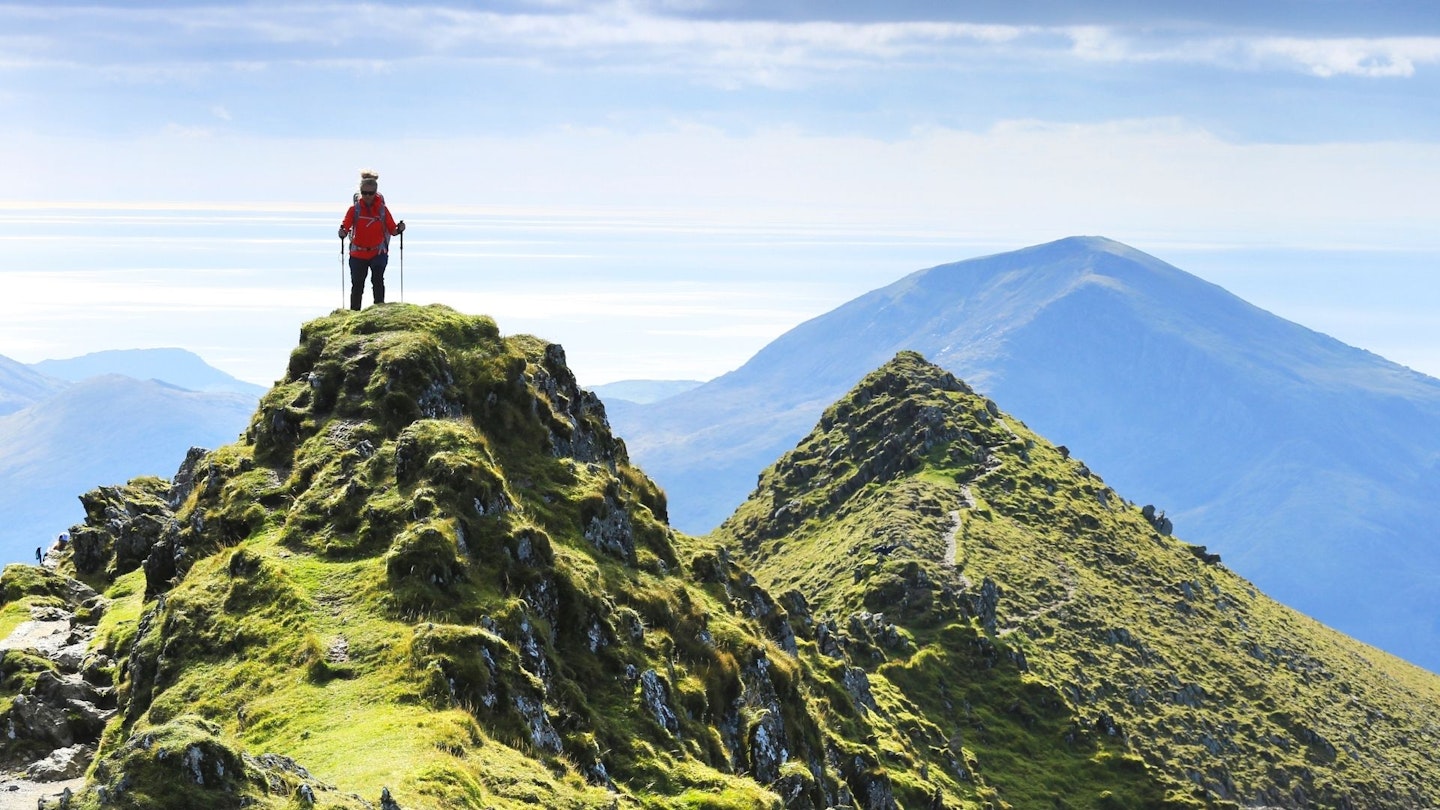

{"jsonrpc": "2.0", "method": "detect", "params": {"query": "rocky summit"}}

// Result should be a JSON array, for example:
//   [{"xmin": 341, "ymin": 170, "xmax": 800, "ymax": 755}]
[
  {"xmin": 2, "ymin": 305, "xmax": 1439, "ymax": 809},
  {"xmin": 715, "ymin": 350, "xmax": 1440, "ymax": 808}
]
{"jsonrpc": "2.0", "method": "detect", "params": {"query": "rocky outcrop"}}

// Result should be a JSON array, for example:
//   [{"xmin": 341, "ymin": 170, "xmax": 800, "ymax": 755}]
[
  {"xmin": 65, "ymin": 447, "xmax": 224, "ymax": 598},
  {"xmin": 1141, "ymin": 504, "xmax": 1174, "ymax": 536},
  {"xmin": 0, "ymin": 566, "xmax": 114, "ymax": 796},
  {"xmin": 85, "ymin": 716, "xmax": 368, "ymax": 808},
  {"xmin": 638, "ymin": 669, "xmax": 681, "ymax": 738}
]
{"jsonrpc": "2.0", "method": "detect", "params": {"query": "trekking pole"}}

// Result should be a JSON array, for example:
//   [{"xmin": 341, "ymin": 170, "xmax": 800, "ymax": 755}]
[
  {"xmin": 339, "ymin": 235, "xmax": 346, "ymax": 310},
  {"xmin": 399, "ymin": 230, "xmax": 405, "ymax": 303}
]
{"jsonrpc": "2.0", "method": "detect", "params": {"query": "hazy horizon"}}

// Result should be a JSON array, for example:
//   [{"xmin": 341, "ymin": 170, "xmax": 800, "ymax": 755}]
[{"xmin": 4, "ymin": 2, "xmax": 1438, "ymax": 387}]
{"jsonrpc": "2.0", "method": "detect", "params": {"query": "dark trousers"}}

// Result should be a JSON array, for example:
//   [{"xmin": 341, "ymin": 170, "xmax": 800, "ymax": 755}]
[{"xmin": 349, "ymin": 254, "xmax": 389, "ymax": 310}]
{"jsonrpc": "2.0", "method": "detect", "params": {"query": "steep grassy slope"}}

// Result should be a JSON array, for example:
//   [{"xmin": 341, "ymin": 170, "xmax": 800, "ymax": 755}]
[
  {"xmin": 715, "ymin": 351, "xmax": 1440, "ymax": 808},
  {"xmin": 4, "ymin": 305, "xmax": 1181, "ymax": 810}
]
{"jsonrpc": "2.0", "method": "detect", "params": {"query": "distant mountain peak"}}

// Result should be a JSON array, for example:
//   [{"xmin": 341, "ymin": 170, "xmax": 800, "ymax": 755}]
[
  {"xmin": 31, "ymin": 347, "xmax": 264, "ymax": 396},
  {"xmin": 0, "ymin": 353, "xmax": 67, "ymax": 416},
  {"xmin": 611, "ymin": 236, "xmax": 1440, "ymax": 674}
]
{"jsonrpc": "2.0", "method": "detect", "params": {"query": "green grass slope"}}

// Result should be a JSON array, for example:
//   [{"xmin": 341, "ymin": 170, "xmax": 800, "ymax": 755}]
[
  {"xmin": 714, "ymin": 350, "xmax": 1440, "ymax": 809},
  {"xmin": 9, "ymin": 305, "xmax": 1125, "ymax": 810}
]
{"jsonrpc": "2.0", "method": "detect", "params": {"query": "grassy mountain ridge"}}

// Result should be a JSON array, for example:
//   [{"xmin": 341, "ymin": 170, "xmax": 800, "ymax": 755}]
[
  {"xmin": 5, "ymin": 304, "xmax": 1117, "ymax": 810},
  {"xmin": 715, "ymin": 350, "xmax": 1440, "ymax": 808},
  {"xmin": 610, "ymin": 236, "xmax": 1440, "ymax": 673},
  {"xmin": 2, "ymin": 306, "xmax": 1437, "ymax": 809}
]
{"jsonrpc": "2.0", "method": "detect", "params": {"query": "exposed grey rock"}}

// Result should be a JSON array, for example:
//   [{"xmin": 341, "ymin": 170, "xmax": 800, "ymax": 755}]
[
  {"xmin": 511, "ymin": 530, "xmax": 546, "ymax": 566},
  {"xmin": 1095, "ymin": 712, "xmax": 1122, "ymax": 738},
  {"xmin": 533, "ymin": 343, "xmax": 625, "ymax": 466},
  {"xmin": 737, "ymin": 655, "xmax": 793, "ymax": 783},
  {"xmin": 1141, "ymin": 504, "xmax": 1174, "ymax": 536},
  {"xmin": 836, "ymin": 745, "xmax": 899, "ymax": 810},
  {"xmin": 841, "ymin": 666, "xmax": 877, "ymax": 714},
  {"xmin": 730, "ymin": 573, "xmax": 799, "ymax": 656},
  {"xmin": 778, "ymin": 589, "xmax": 814, "ymax": 637},
  {"xmin": 9, "ymin": 694, "xmax": 74, "ymax": 748},
  {"xmin": 181, "ymin": 743, "xmax": 207, "ymax": 784},
  {"xmin": 415, "ymin": 369, "xmax": 463, "ymax": 420},
  {"xmin": 512, "ymin": 694, "xmax": 562, "ymax": 753},
  {"xmin": 514, "ymin": 616, "xmax": 551, "ymax": 684},
  {"xmin": 816, "ymin": 619, "xmax": 844, "ymax": 658},
  {"xmin": 584, "ymin": 497, "xmax": 636, "ymax": 563},
  {"xmin": 167, "ymin": 446, "xmax": 210, "ymax": 510},
  {"xmin": 638, "ymin": 669, "xmax": 681, "ymax": 738},
  {"xmin": 973, "ymin": 578, "xmax": 1000, "ymax": 634},
  {"xmin": 748, "ymin": 711, "xmax": 788, "ymax": 783}
]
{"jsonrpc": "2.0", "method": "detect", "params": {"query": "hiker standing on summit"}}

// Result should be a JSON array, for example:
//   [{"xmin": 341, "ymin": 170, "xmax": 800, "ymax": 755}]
[{"xmin": 338, "ymin": 171, "xmax": 405, "ymax": 310}]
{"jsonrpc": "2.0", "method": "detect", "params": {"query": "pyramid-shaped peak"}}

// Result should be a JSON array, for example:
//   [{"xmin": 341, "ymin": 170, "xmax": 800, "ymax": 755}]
[
  {"xmin": 725, "ymin": 351, "xmax": 1020, "ymax": 545},
  {"xmin": 714, "ymin": 344, "xmax": 1440, "ymax": 810},
  {"xmin": 994, "ymin": 234, "xmax": 1158, "ymax": 262},
  {"xmin": 815, "ymin": 350, "xmax": 991, "ymax": 448},
  {"xmin": 917, "ymin": 234, "xmax": 1191, "ymax": 289},
  {"xmin": 1042, "ymin": 234, "xmax": 1140, "ymax": 254},
  {"xmin": 843, "ymin": 350, "xmax": 974, "ymax": 400}
]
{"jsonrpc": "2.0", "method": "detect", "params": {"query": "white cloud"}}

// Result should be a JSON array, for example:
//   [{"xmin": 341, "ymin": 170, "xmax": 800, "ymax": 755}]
[
  {"xmin": 11, "ymin": 2, "xmax": 1435, "ymax": 87},
  {"xmin": 1060, "ymin": 27, "xmax": 1440, "ymax": 78},
  {"xmin": 1247, "ymin": 36, "xmax": 1440, "ymax": 78}
]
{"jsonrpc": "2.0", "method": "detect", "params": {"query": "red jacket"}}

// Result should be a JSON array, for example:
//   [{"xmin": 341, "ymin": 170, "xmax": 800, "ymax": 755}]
[{"xmin": 342, "ymin": 196, "xmax": 399, "ymax": 259}]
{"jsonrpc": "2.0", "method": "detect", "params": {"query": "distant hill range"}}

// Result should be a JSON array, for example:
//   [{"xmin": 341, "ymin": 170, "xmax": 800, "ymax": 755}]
[
  {"xmin": 31, "ymin": 348, "xmax": 266, "ymax": 397},
  {"xmin": 608, "ymin": 236, "xmax": 1440, "ymax": 672},
  {"xmin": 588, "ymin": 378, "xmax": 704, "ymax": 405},
  {"xmin": 0, "ymin": 356, "xmax": 67, "ymax": 417},
  {"xmin": 0, "ymin": 349, "xmax": 259, "ymax": 564}
]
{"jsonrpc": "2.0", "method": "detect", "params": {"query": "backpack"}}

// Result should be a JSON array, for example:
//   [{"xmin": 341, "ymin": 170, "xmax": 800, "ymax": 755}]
[{"xmin": 348, "ymin": 192, "xmax": 391, "ymax": 252}]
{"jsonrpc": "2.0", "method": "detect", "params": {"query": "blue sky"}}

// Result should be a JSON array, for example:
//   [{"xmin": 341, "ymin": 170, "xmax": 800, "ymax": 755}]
[{"xmin": 3, "ymin": 1, "xmax": 1439, "ymax": 386}]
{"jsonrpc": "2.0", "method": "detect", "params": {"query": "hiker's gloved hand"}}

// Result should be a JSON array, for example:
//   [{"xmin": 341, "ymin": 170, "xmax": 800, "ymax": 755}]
[
  {"xmin": 395, "ymin": 221, "xmax": 406, "ymax": 234},
  {"xmin": 337, "ymin": 228, "xmax": 348, "ymax": 239}
]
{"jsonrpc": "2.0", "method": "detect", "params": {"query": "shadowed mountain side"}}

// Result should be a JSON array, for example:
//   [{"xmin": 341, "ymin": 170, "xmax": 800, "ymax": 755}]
[
  {"xmin": 610, "ymin": 236, "xmax": 1440, "ymax": 671},
  {"xmin": 0, "ymin": 375, "xmax": 256, "ymax": 563},
  {"xmin": 0, "ymin": 355, "xmax": 66, "ymax": 417}
]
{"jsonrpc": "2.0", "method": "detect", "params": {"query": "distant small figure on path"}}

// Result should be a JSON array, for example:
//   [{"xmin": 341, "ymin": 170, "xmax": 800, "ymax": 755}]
[
  {"xmin": 338, "ymin": 170, "xmax": 405, "ymax": 311},
  {"xmin": 35, "ymin": 546, "xmax": 41, "ymax": 563}
]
